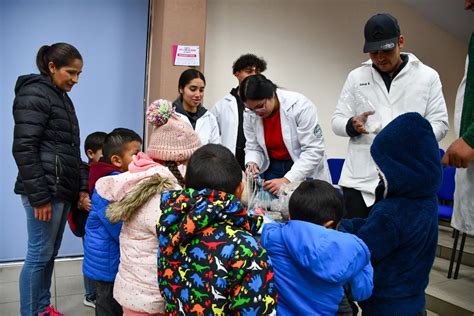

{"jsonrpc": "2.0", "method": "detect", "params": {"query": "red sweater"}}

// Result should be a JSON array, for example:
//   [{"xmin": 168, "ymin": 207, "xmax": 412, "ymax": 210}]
[
  {"xmin": 263, "ymin": 110, "xmax": 291, "ymax": 160},
  {"xmin": 88, "ymin": 162, "xmax": 121, "ymax": 195}
]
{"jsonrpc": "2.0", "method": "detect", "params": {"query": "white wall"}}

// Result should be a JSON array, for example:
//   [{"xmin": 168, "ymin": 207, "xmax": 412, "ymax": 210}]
[{"xmin": 204, "ymin": 0, "xmax": 468, "ymax": 158}]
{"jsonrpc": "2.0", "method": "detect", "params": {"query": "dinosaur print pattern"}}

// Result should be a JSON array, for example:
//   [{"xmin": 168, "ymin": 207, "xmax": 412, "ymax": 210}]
[{"xmin": 157, "ymin": 188, "xmax": 277, "ymax": 315}]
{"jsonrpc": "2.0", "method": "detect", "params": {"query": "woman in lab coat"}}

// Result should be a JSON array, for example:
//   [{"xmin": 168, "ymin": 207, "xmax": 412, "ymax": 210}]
[
  {"xmin": 241, "ymin": 74, "xmax": 331, "ymax": 195},
  {"xmin": 173, "ymin": 68, "xmax": 220, "ymax": 145}
]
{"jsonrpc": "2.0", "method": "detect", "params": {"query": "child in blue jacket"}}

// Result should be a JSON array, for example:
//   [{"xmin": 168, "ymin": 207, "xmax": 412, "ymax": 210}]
[
  {"xmin": 83, "ymin": 128, "xmax": 142, "ymax": 316},
  {"xmin": 340, "ymin": 113, "xmax": 442, "ymax": 315},
  {"xmin": 261, "ymin": 179, "xmax": 373, "ymax": 315}
]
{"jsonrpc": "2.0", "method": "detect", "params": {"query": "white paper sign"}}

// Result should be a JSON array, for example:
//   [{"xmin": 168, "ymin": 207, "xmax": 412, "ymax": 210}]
[{"xmin": 173, "ymin": 45, "xmax": 200, "ymax": 66}]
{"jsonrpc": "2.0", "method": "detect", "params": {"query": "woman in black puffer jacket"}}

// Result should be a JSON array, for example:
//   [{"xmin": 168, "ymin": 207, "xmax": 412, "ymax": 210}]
[{"xmin": 12, "ymin": 42, "xmax": 84, "ymax": 316}]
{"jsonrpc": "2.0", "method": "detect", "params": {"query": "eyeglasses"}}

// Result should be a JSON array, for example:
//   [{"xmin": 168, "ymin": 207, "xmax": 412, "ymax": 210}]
[{"xmin": 245, "ymin": 99, "xmax": 268, "ymax": 114}]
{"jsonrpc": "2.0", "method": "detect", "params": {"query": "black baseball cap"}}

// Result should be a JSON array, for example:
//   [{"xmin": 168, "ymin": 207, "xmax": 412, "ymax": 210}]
[{"xmin": 363, "ymin": 13, "xmax": 401, "ymax": 53}]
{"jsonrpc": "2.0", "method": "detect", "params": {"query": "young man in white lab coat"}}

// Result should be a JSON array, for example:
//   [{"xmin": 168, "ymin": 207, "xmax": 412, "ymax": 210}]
[
  {"xmin": 211, "ymin": 54, "xmax": 267, "ymax": 170},
  {"xmin": 332, "ymin": 13, "xmax": 448, "ymax": 218}
]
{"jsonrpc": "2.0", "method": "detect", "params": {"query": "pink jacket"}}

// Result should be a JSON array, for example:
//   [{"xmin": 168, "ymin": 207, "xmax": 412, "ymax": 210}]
[{"xmin": 101, "ymin": 153, "xmax": 182, "ymax": 313}]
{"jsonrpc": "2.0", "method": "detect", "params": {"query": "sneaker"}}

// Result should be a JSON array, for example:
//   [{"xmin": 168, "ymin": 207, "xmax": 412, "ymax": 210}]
[
  {"xmin": 83, "ymin": 296, "xmax": 96, "ymax": 309},
  {"xmin": 39, "ymin": 305, "xmax": 64, "ymax": 316}
]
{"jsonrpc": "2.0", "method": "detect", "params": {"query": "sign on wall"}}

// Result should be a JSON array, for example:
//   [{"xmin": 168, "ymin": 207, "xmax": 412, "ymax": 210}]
[{"xmin": 172, "ymin": 44, "xmax": 200, "ymax": 66}]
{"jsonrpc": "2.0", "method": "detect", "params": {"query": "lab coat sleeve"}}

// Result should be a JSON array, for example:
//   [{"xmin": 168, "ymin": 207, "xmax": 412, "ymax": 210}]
[
  {"xmin": 243, "ymin": 111, "xmax": 265, "ymax": 168},
  {"xmin": 208, "ymin": 112, "xmax": 222, "ymax": 144},
  {"xmin": 425, "ymin": 74, "xmax": 449, "ymax": 142},
  {"xmin": 284, "ymin": 98, "xmax": 326, "ymax": 182},
  {"xmin": 332, "ymin": 74, "xmax": 356, "ymax": 137},
  {"xmin": 210, "ymin": 100, "xmax": 222, "ymax": 131}
]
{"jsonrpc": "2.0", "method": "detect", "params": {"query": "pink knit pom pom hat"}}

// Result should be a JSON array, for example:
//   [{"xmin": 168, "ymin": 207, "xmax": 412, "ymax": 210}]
[{"xmin": 145, "ymin": 99, "xmax": 202, "ymax": 162}]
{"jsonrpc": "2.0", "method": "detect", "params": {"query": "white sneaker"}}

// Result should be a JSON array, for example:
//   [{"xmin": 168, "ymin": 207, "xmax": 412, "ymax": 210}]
[{"xmin": 83, "ymin": 297, "xmax": 96, "ymax": 309}]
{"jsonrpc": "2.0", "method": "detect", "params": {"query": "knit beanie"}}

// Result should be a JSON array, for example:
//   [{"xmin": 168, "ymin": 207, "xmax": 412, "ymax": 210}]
[{"xmin": 146, "ymin": 99, "xmax": 202, "ymax": 162}]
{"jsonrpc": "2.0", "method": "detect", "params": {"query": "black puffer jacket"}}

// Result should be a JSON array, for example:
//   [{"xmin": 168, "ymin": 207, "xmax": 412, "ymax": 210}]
[{"xmin": 12, "ymin": 74, "xmax": 82, "ymax": 207}]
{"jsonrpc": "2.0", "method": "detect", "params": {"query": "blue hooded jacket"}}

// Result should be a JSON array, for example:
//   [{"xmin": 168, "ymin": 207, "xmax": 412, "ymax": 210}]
[
  {"xmin": 261, "ymin": 220, "xmax": 373, "ymax": 315},
  {"xmin": 341, "ymin": 112, "xmax": 442, "ymax": 315},
  {"xmin": 83, "ymin": 170, "xmax": 122, "ymax": 282}
]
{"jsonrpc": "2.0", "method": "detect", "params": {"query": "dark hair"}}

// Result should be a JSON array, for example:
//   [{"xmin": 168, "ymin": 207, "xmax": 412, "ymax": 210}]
[
  {"xmin": 289, "ymin": 180, "xmax": 344, "ymax": 228},
  {"xmin": 232, "ymin": 54, "xmax": 267, "ymax": 74},
  {"xmin": 239, "ymin": 74, "xmax": 277, "ymax": 102},
  {"xmin": 84, "ymin": 131, "xmax": 107, "ymax": 155},
  {"xmin": 36, "ymin": 42, "xmax": 82, "ymax": 76},
  {"xmin": 178, "ymin": 68, "xmax": 206, "ymax": 100},
  {"xmin": 165, "ymin": 161, "xmax": 185, "ymax": 187},
  {"xmin": 102, "ymin": 128, "xmax": 142, "ymax": 163},
  {"xmin": 185, "ymin": 144, "xmax": 242, "ymax": 193}
]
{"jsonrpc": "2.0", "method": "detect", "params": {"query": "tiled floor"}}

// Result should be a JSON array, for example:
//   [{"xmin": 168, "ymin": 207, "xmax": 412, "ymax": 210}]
[
  {"xmin": 437, "ymin": 225, "xmax": 474, "ymax": 266},
  {"xmin": 0, "ymin": 258, "xmax": 94, "ymax": 316},
  {"xmin": 438, "ymin": 225, "xmax": 474, "ymax": 254},
  {"xmin": 0, "ymin": 251, "xmax": 472, "ymax": 315},
  {"xmin": 426, "ymin": 256, "xmax": 474, "ymax": 314}
]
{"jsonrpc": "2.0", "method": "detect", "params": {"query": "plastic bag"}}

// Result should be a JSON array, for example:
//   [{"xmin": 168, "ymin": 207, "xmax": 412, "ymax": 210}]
[
  {"xmin": 353, "ymin": 88, "xmax": 382, "ymax": 134},
  {"xmin": 269, "ymin": 181, "xmax": 303, "ymax": 222},
  {"xmin": 246, "ymin": 174, "xmax": 274, "ymax": 211}
]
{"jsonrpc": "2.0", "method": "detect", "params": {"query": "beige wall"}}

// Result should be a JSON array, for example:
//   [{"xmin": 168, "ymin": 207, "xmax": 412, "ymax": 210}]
[
  {"xmin": 146, "ymin": 0, "xmax": 207, "ymax": 145},
  {"xmin": 204, "ymin": 0, "xmax": 467, "ymax": 158}
]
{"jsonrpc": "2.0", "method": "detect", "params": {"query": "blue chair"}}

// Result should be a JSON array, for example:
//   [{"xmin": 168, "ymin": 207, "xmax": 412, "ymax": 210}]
[
  {"xmin": 438, "ymin": 166, "xmax": 455, "ymax": 221},
  {"xmin": 327, "ymin": 158, "xmax": 344, "ymax": 185},
  {"xmin": 437, "ymin": 166, "xmax": 467, "ymax": 279}
]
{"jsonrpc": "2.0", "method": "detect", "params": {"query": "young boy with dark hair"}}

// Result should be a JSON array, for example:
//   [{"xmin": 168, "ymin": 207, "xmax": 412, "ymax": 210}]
[
  {"xmin": 212, "ymin": 54, "xmax": 267, "ymax": 170},
  {"xmin": 340, "ymin": 113, "xmax": 442, "ymax": 315},
  {"xmin": 74, "ymin": 132, "xmax": 108, "ymax": 224},
  {"xmin": 157, "ymin": 144, "xmax": 277, "ymax": 315},
  {"xmin": 84, "ymin": 131, "xmax": 107, "ymax": 163},
  {"xmin": 83, "ymin": 128, "xmax": 142, "ymax": 316},
  {"xmin": 68, "ymin": 131, "xmax": 107, "ymax": 308},
  {"xmin": 69, "ymin": 132, "xmax": 108, "ymax": 240},
  {"xmin": 261, "ymin": 179, "xmax": 373, "ymax": 315}
]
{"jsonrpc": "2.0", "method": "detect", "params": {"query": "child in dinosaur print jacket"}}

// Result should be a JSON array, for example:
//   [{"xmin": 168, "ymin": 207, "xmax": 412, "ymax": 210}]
[
  {"xmin": 157, "ymin": 144, "xmax": 277, "ymax": 316},
  {"xmin": 104, "ymin": 100, "xmax": 202, "ymax": 316}
]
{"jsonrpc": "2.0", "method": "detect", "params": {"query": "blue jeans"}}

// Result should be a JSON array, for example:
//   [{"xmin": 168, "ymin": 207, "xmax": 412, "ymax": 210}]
[
  {"xmin": 19, "ymin": 195, "xmax": 70, "ymax": 316},
  {"xmin": 82, "ymin": 237, "xmax": 96, "ymax": 300},
  {"xmin": 263, "ymin": 158, "xmax": 294, "ymax": 181}
]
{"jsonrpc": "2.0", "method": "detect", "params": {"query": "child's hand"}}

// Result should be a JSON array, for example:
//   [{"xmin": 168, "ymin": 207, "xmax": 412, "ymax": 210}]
[
  {"xmin": 263, "ymin": 177, "xmax": 290, "ymax": 195},
  {"xmin": 79, "ymin": 191, "xmax": 91, "ymax": 211},
  {"xmin": 245, "ymin": 162, "xmax": 260, "ymax": 177}
]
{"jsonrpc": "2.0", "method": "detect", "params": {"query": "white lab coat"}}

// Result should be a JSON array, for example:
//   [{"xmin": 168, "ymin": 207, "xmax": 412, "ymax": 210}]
[
  {"xmin": 332, "ymin": 53, "xmax": 449, "ymax": 206},
  {"xmin": 175, "ymin": 111, "xmax": 221, "ymax": 145},
  {"xmin": 211, "ymin": 93, "xmax": 238, "ymax": 154},
  {"xmin": 451, "ymin": 55, "xmax": 474, "ymax": 235},
  {"xmin": 244, "ymin": 89, "xmax": 331, "ymax": 183}
]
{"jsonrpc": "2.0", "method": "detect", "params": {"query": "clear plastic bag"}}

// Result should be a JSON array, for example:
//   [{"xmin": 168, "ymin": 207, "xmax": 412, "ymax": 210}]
[
  {"xmin": 353, "ymin": 88, "xmax": 382, "ymax": 134},
  {"xmin": 269, "ymin": 181, "xmax": 303, "ymax": 222},
  {"xmin": 246, "ymin": 174, "xmax": 274, "ymax": 211}
]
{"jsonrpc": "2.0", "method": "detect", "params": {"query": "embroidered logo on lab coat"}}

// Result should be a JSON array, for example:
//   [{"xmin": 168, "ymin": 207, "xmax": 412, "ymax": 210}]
[{"xmin": 314, "ymin": 124, "xmax": 323, "ymax": 138}]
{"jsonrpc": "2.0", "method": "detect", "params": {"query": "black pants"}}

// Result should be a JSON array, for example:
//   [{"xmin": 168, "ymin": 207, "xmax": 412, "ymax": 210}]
[
  {"xmin": 342, "ymin": 187, "xmax": 372, "ymax": 219},
  {"xmin": 235, "ymin": 146, "xmax": 246, "ymax": 171},
  {"xmin": 95, "ymin": 281, "xmax": 122, "ymax": 316}
]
